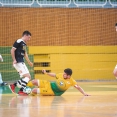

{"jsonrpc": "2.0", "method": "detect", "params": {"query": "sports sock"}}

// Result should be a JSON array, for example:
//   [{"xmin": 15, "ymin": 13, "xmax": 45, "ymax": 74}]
[
  {"xmin": 14, "ymin": 82, "xmax": 17, "ymax": 87},
  {"xmin": 29, "ymin": 92, "xmax": 36, "ymax": 96},
  {"xmin": 37, "ymin": 88, "xmax": 40, "ymax": 94},
  {"xmin": 17, "ymin": 79, "xmax": 22, "ymax": 87},
  {"xmin": 21, "ymin": 77, "xmax": 30, "ymax": 89},
  {"xmin": 19, "ymin": 88, "xmax": 23, "ymax": 91},
  {"xmin": 16, "ymin": 77, "xmax": 30, "ymax": 89}
]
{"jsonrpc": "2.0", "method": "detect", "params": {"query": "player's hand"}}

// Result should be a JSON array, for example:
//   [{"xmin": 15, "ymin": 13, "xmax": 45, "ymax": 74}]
[
  {"xmin": 13, "ymin": 60, "xmax": 17, "ymax": 65},
  {"xmin": 84, "ymin": 93, "xmax": 90, "ymax": 96},
  {"xmin": 28, "ymin": 61, "xmax": 33, "ymax": 67},
  {"xmin": 42, "ymin": 69, "xmax": 46, "ymax": 74}
]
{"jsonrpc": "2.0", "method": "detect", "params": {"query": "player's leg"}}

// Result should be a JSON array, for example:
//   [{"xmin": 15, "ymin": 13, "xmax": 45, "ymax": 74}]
[
  {"xmin": 113, "ymin": 65, "xmax": 117, "ymax": 79},
  {"xmin": 31, "ymin": 88, "xmax": 40, "ymax": 95},
  {"xmin": 26, "ymin": 79, "xmax": 38, "ymax": 96},
  {"xmin": 17, "ymin": 63, "xmax": 31, "ymax": 95},
  {"xmin": 9, "ymin": 63, "xmax": 31, "ymax": 94},
  {"xmin": 27, "ymin": 79, "xmax": 47, "ymax": 88},
  {"xmin": 18, "ymin": 75, "xmax": 31, "ymax": 95},
  {"xmin": 31, "ymin": 80, "xmax": 55, "ymax": 96},
  {"xmin": 27, "ymin": 79, "xmax": 38, "ymax": 88}
]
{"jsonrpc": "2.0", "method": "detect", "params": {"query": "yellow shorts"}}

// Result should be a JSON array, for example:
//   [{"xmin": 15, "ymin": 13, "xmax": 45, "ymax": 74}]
[{"xmin": 39, "ymin": 80, "xmax": 55, "ymax": 96}]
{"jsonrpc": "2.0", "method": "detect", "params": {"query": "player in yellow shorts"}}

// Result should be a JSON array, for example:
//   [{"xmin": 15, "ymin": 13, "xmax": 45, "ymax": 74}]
[{"xmin": 27, "ymin": 68, "xmax": 89, "ymax": 96}]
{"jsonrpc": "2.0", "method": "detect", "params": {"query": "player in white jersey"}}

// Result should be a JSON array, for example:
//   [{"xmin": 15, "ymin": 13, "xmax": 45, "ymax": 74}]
[{"xmin": 9, "ymin": 31, "xmax": 33, "ymax": 95}]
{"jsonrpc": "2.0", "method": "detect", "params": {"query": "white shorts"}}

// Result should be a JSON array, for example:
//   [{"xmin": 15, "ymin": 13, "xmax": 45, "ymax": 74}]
[{"xmin": 13, "ymin": 63, "xmax": 29, "ymax": 78}]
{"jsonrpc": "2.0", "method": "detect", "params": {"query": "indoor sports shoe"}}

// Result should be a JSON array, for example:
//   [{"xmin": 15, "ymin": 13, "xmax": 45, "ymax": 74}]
[
  {"xmin": 0, "ymin": 82, "xmax": 8, "ymax": 86},
  {"xmin": 9, "ymin": 84, "xmax": 16, "ymax": 93},
  {"xmin": 18, "ymin": 91, "xmax": 28, "ymax": 96}
]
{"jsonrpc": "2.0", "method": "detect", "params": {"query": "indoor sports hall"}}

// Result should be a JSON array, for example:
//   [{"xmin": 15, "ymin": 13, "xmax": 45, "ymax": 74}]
[{"xmin": 0, "ymin": 0, "xmax": 117, "ymax": 117}]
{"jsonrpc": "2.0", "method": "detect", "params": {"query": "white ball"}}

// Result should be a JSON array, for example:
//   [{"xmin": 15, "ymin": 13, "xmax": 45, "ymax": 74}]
[{"xmin": 23, "ymin": 87, "xmax": 32, "ymax": 94}]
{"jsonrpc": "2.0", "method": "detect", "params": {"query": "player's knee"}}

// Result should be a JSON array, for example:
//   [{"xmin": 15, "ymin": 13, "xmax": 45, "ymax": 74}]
[
  {"xmin": 32, "ymin": 79, "xmax": 38, "ymax": 86},
  {"xmin": 27, "ymin": 75, "xmax": 31, "ymax": 80},
  {"xmin": 113, "ymin": 70, "xmax": 117, "ymax": 79},
  {"xmin": 113, "ymin": 69, "xmax": 117, "ymax": 75},
  {"xmin": 113, "ymin": 71, "xmax": 115, "ymax": 76},
  {"xmin": 113, "ymin": 71, "xmax": 116, "ymax": 77},
  {"xmin": 23, "ymin": 74, "xmax": 31, "ymax": 80},
  {"xmin": 32, "ymin": 88, "xmax": 37, "ymax": 94}
]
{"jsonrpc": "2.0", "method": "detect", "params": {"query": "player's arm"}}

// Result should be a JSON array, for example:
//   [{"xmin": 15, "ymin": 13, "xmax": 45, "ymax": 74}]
[
  {"xmin": 74, "ymin": 84, "xmax": 89, "ymax": 96},
  {"xmin": 42, "ymin": 69, "xmax": 56, "ymax": 77},
  {"xmin": 11, "ymin": 47, "xmax": 17, "ymax": 64},
  {"xmin": 24, "ymin": 51, "xmax": 33, "ymax": 67}
]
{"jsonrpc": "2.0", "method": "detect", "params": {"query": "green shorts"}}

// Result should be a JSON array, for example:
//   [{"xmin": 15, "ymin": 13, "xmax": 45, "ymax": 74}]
[{"xmin": 50, "ymin": 82, "xmax": 65, "ymax": 96}]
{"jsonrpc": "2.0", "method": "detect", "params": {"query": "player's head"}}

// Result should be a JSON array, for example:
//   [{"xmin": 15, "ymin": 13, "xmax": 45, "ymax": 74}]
[
  {"xmin": 22, "ymin": 30, "xmax": 31, "ymax": 36},
  {"xmin": 63, "ymin": 68, "xmax": 72, "ymax": 79},
  {"xmin": 64, "ymin": 68, "xmax": 72, "ymax": 75},
  {"xmin": 115, "ymin": 23, "xmax": 117, "ymax": 32},
  {"xmin": 22, "ymin": 30, "xmax": 31, "ymax": 41}
]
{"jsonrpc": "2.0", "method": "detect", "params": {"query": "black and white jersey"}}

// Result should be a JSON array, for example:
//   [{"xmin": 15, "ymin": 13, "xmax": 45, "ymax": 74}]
[{"xmin": 13, "ymin": 39, "xmax": 27, "ymax": 63}]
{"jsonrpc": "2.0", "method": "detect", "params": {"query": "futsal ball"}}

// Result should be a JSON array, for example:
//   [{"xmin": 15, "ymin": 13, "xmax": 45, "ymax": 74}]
[{"xmin": 23, "ymin": 87, "xmax": 32, "ymax": 94}]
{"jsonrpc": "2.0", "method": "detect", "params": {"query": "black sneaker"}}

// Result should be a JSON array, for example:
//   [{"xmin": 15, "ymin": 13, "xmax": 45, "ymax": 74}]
[{"xmin": 0, "ymin": 82, "xmax": 8, "ymax": 86}]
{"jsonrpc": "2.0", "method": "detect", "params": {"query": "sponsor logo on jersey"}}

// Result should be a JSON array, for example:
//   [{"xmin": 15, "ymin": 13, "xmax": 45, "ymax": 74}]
[
  {"xmin": 59, "ymin": 81, "xmax": 64, "ymax": 86},
  {"xmin": 21, "ymin": 53, "xmax": 24, "ymax": 56}
]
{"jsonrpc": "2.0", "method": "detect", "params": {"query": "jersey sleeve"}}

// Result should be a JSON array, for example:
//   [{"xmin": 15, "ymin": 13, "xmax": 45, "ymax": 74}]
[
  {"xmin": 55, "ymin": 73, "xmax": 61, "ymax": 79},
  {"xmin": 13, "ymin": 39, "xmax": 21, "ymax": 49},
  {"xmin": 72, "ymin": 79, "xmax": 77, "ymax": 86}
]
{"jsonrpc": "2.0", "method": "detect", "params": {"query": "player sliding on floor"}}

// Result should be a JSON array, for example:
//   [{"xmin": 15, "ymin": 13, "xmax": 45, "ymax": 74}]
[
  {"xmin": 9, "ymin": 31, "xmax": 33, "ymax": 96},
  {"xmin": 27, "ymin": 68, "xmax": 89, "ymax": 96}
]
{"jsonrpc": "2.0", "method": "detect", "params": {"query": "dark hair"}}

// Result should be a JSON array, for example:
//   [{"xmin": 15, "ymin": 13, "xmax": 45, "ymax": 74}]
[
  {"xmin": 22, "ymin": 30, "xmax": 31, "ymax": 36},
  {"xmin": 115, "ymin": 23, "xmax": 117, "ymax": 26},
  {"xmin": 64, "ymin": 68, "xmax": 72, "ymax": 76}
]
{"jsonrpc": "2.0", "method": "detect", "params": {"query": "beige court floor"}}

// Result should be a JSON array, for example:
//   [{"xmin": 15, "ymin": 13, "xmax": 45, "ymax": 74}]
[{"xmin": 0, "ymin": 82, "xmax": 117, "ymax": 117}]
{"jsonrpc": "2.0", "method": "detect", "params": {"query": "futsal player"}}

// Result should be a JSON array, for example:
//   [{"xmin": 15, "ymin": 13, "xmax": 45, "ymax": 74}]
[
  {"xmin": 9, "ymin": 31, "xmax": 33, "ymax": 95},
  {"xmin": 27, "ymin": 68, "xmax": 89, "ymax": 96},
  {"xmin": 113, "ymin": 23, "xmax": 117, "ymax": 79}
]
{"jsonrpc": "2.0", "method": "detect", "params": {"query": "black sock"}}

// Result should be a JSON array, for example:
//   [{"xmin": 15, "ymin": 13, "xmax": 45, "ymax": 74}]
[
  {"xmin": 19, "ymin": 88, "xmax": 23, "ymax": 91},
  {"xmin": 21, "ymin": 79, "xmax": 28, "ymax": 89},
  {"xmin": 14, "ymin": 82, "xmax": 17, "ymax": 87}
]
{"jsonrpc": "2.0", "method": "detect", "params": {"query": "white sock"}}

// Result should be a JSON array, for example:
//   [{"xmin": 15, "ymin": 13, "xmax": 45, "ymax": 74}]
[
  {"xmin": 21, "ymin": 77, "xmax": 30, "ymax": 89},
  {"xmin": 37, "ymin": 80, "xmax": 40, "ymax": 86},
  {"xmin": 23, "ymin": 77, "xmax": 30, "ymax": 83},
  {"xmin": 37, "ymin": 88, "xmax": 40, "ymax": 94}
]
